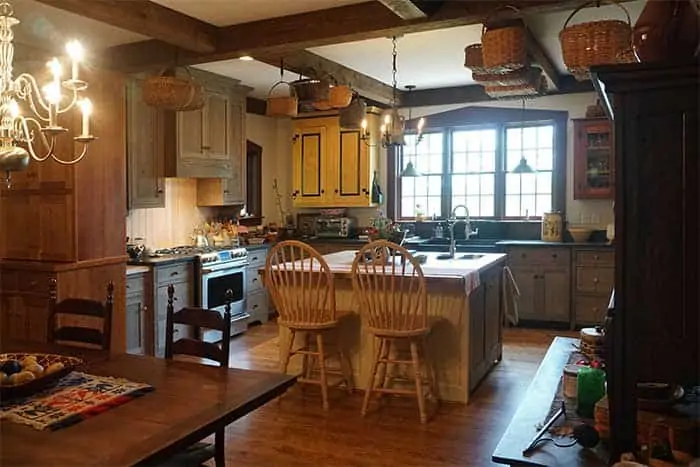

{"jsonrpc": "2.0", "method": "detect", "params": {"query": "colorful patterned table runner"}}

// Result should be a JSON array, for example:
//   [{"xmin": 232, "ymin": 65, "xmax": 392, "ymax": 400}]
[{"xmin": 0, "ymin": 371, "xmax": 153, "ymax": 431}]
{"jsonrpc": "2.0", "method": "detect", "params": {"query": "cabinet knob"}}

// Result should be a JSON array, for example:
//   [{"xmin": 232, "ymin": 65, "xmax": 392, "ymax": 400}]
[
  {"xmin": 320, "ymin": 189, "xmax": 325, "ymax": 194},
  {"xmin": 593, "ymin": 307, "xmax": 599, "ymax": 312},
  {"xmin": 170, "ymin": 271, "xmax": 179, "ymax": 277},
  {"xmin": 521, "ymin": 253, "xmax": 527, "ymax": 259},
  {"xmin": 202, "ymin": 146, "xmax": 211, "ymax": 150},
  {"xmin": 552, "ymin": 253, "xmax": 558, "ymax": 258},
  {"xmin": 253, "ymin": 304, "xmax": 258, "ymax": 309},
  {"xmin": 593, "ymin": 277, "xmax": 599, "ymax": 283},
  {"xmin": 594, "ymin": 255, "xmax": 600, "ymax": 260},
  {"xmin": 334, "ymin": 189, "xmax": 339, "ymax": 194},
  {"xmin": 252, "ymin": 278, "xmax": 258, "ymax": 283},
  {"xmin": 126, "ymin": 284, "xmax": 131, "ymax": 289},
  {"xmin": 252, "ymin": 257, "xmax": 258, "ymax": 262},
  {"xmin": 223, "ymin": 190, "xmax": 230, "ymax": 194}
]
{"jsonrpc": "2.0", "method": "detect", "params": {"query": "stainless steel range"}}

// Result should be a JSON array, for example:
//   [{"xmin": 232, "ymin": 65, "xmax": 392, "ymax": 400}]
[
  {"xmin": 197, "ymin": 247, "xmax": 249, "ymax": 341},
  {"xmin": 153, "ymin": 245, "xmax": 249, "ymax": 341}
]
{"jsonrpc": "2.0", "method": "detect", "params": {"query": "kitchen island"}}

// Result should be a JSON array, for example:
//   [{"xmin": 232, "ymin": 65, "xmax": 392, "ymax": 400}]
[{"xmin": 271, "ymin": 250, "xmax": 507, "ymax": 404}]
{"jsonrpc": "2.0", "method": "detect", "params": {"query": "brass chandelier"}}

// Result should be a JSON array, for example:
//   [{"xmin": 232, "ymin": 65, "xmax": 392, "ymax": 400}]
[{"xmin": 0, "ymin": 1, "xmax": 95, "ymax": 187}]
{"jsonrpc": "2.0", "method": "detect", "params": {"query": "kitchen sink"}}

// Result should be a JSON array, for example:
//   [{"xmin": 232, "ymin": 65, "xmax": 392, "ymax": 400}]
[{"xmin": 436, "ymin": 253, "xmax": 485, "ymax": 260}]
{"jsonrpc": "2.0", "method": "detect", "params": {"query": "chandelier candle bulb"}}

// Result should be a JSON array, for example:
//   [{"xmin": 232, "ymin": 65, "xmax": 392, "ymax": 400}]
[
  {"xmin": 79, "ymin": 98, "xmax": 91, "ymax": 137},
  {"xmin": 417, "ymin": 117, "xmax": 425, "ymax": 132},
  {"xmin": 65, "ymin": 40, "xmax": 83, "ymax": 81}
]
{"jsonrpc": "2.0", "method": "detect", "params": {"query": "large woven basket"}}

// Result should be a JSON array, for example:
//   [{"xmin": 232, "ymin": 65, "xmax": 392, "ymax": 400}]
[
  {"xmin": 481, "ymin": 6, "xmax": 528, "ymax": 72},
  {"xmin": 291, "ymin": 78, "xmax": 330, "ymax": 104},
  {"xmin": 142, "ymin": 68, "xmax": 199, "ymax": 111},
  {"xmin": 484, "ymin": 74, "xmax": 547, "ymax": 99},
  {"xmin": 339, "ymin": 95, "xmax": 366, "ymax": 129},
  {"xmin": 473, "ymin": 66, "xmax": 542, "ymax": 87},
  {"xmin": 560, "ymin": 1, "xmax": 634, "ymax": 81},
  {"xmin": 329, "ymin": 84, "xmax": 353, "ymax": 108},
  {"xmin": 266, "ymin": 81, "xmax": 298, "ymax": 118}
]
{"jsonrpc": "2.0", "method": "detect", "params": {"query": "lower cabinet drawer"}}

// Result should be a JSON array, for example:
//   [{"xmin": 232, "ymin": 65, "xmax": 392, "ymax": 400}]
[
  {"xmin": 155, "ymin": 262, "xmax": 193, "ymax": 287},
  {"xmin": 246, "ymin": 269, "xmax": 263, "ymax": 293},
  {"xmin": 574, "ymin": 295, "xmax": 609, "ymax": 326},
  {"xmin": 576, "ymin": 267, "xmax": 614, "ymax": 294},
  {"xmin": 246, "ymin": 291, "xmax": 269, "ymax": 324}
]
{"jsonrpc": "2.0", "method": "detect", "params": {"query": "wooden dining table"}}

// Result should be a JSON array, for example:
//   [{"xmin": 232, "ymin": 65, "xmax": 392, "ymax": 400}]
[{"xmin": 0, "ymin": 341, "xmax": 296, "ymax": 466}]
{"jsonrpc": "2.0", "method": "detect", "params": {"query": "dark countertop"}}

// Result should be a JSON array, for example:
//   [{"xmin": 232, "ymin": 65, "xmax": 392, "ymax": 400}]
[
  {"xmin": 127, "ymin": 255, "xmax": 196, "ymax": 267},
  {"xmin": 496, "ymin": 240, "xmax": 614, "ymax": 248},
  {"xmin": 300, "ymin": 237, "xmax": 368, "ymax": 244},
  {"xmin": 243, "ymin": 244, "xmax": 271, "ymax": 251}
]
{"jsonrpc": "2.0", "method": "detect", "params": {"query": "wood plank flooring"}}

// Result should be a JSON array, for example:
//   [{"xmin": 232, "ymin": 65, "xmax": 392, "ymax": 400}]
[{"xmin": 210, "ymin": 322, "xmax": 576, "ymax": 466}]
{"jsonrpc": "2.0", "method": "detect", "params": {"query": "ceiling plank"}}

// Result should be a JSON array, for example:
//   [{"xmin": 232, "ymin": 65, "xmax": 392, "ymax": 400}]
[
  {"xmin": 401, "ymin": 75, "xmax": 593, "ymax": 107},
  {"xmin": 33, "ymin": 0, "xmax": 218, "ymax": 53},
  {"xmin": 107, "ymin": 0, "xmax": 603, "ymax": 71},
  {"xmin": 256, "ymin": 51, "xmax": 397, "ymax": 105},
  {"xmin": 376, "ymin": 0, "xmax": 428, "ymax": 20},
  {"xmin": 525, "ymin": 28, "xmax": 560, "ymax": 91}
]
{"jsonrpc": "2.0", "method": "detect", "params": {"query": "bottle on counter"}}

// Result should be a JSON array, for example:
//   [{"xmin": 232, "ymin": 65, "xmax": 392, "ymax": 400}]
[{"xmin": 371, "ymin": 171, "xmax": 384, "ymax": 205}]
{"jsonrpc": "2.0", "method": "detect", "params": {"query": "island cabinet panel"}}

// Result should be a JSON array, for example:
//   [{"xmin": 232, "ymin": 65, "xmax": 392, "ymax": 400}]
[
  {"xmin": 245, "ymin": 247, "xmax": 271, "ymax": 325},
  {"xmin": 291, "ymin": 112, "xmax": 380, "ymax": 208},
  {"xmin": 468, "ymin": 285, "xmax": 486, "ymax": 391},
  {"xmin": 505, "ymin": 246, "xmax": 570, "ymax": 324},
  {"xmin": 126, "ymin": 78, "xmax": 165, "ymax": 209},
  {"xmin": 469, "ymin": 266, "xmax": 503, "ymax": 391}
]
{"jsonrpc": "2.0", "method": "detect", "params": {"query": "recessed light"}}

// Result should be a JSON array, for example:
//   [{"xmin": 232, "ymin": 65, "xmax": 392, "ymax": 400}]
[{"xmin": 239, "ymin": 55, "xmax": 254, "ymax": 61}]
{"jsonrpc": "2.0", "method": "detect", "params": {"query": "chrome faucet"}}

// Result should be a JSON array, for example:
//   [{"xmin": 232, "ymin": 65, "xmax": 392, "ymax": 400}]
[{"xmin": 447, "ymin": 204, "xmax": 476, "ymax": 259}]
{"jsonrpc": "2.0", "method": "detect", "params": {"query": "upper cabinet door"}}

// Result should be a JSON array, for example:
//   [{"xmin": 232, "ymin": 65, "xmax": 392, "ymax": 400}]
[
  {"xmin": 573, "ymin": 119, "xmax": 614, "ymax": 199},
  {"xmin": 332, "ymin": 129, "xmax": 370, "ymax": 206},
  {"xmin": 205, "ymin": 91, "xmax": 230, "ymax": 161},
  {"xmin": 178, "ymin": 107, "xmax": 205, "ymax": 160},
  {"xmin": 126, "ymin": 79, "xmax": 165, "ymax": 209},
  {"xmin": 292, "ymin": 124, "xmax": 329, "ymax": 207}
]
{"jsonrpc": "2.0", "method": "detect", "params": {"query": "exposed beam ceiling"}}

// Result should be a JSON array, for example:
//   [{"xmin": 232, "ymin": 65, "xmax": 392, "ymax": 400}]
[
  {"xmin": 256, "ymin": 51, "xmax": 397, "ymax": 104},
  {"xmin": 105, "ymin": 0, "xmax": 603, "ymax": 71},
  {"xmin": 376, "ymin": 0, "xmax": 430, "ymax": 20},
  {"xmin": 401, "ymin": 75, "xmax": 594, "ymax": 108},
  {"xmin": 33, "ymin": 0, "xmax": 218, "ymax": 53},
  {"xmin": 525, "ymin": 28, "xmax": 560, "ymax": 91}
]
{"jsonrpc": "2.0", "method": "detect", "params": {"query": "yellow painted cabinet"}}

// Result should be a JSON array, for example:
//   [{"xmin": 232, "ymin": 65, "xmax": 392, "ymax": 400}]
[{"xmin": 292, "ymin": 114, "xmax": 378, "ymax": 208}]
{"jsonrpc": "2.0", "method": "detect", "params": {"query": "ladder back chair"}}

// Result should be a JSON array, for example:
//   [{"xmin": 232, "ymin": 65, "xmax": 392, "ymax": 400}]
[
  {"xmin": 163, "ymin": 284, "xmax": 233, "ymax": 467},
  {"xmin": 265, "ymin": 240, "xmax": 352, "ymax": 410},
  {"xmin": 47, "ymin": 278, "xmax": 114, "ymax": 351},
  {"xmin": 351, "ymin": 240, "xmax": 437, "ymax": 423}
]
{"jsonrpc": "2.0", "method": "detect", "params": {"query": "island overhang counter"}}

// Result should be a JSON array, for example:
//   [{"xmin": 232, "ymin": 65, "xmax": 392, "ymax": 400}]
[{"xmin": 261, "ymin": 250, "xmax": 507, "ymax": 404}]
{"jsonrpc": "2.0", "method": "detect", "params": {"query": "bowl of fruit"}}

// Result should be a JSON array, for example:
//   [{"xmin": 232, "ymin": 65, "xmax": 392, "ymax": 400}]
[{"xmin": 0, "ymin": 353, "xmax": 84, "ymax": 401}]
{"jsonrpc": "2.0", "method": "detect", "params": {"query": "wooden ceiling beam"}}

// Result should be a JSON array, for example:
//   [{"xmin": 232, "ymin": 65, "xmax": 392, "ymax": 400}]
[
  {"xmin": 107, "ymin": 0, "xmax": 600, "ymax": 71},
  {"xmin": 256, "ymin": 51, "xmax": 398, "ymax": 105},
  {"xmin": 525, "ymin": 28, "xmax": 560, "ymax": 91},
  {"xmin": 376, "ymin": 0, "xmax": 432, "ymax": 20},
  {"xmin": 401, "ymin": 75, "xmax": 593, "ymax": 107},
  {"xmin": 33, "ymin": 0, "xmax": 218, "ymax": 53}
]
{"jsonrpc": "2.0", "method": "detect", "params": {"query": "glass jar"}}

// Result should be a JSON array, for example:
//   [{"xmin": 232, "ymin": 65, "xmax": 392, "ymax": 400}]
[{"xmin": 541, "ymin": 211, "xmax": 563, "ymax": 242}]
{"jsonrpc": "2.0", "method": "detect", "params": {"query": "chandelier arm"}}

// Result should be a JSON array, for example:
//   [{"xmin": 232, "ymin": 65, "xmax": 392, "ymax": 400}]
[
  {"xmin": 21, "ymin": 117, "xmax": 54, "ymax": 162},
  {"xmin": 56, "ymin": 87, "xmax": 78, "ymax": 114},
  {"xmin": 15, "ymin": 73, "xmax": 51, "ymax": 121},
  {"xmin": 50, "ymin": 141, "xmax": 88, "ymax": 165}
]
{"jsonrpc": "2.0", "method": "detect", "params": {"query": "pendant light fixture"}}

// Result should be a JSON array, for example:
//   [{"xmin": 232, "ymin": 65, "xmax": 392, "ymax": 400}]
[
  {"xmin": 400, "ymin": 84, "xmax": 423, "ymax": 177},
  {"xmin": 512, "ymin": 97, "xmax": 534, "ymax": 174}
]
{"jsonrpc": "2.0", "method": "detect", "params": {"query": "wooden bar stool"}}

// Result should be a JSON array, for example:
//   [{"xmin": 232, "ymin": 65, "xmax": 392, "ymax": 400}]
[
  {"xmin": 264, "ymin": 240, "xmax": 352, "ymax": 410},
  {"xmin": 351, "ymin": 240, "xmax": 437, "ymax": 423},
  {"xmin": 47, "ymin": 278, "xmax": 114, "ymax": 350}
]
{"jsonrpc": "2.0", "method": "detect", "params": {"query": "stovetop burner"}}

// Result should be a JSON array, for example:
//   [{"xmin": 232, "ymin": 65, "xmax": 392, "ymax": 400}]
[
  {"xmin": 152, "ymin": 245, "xmax": 249, "ymax": 266},
  {"xmin": 153, "ymin": 245, "xmax": 219, "ymax": 256}
]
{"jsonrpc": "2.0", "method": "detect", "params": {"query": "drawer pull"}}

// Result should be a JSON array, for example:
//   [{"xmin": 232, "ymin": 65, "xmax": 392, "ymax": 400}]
[
  {"xmin": 30, "ymin": 280, "xmax": 37, "ymax": 287},
  {"xmin": 521, "ymin": 253, "xmax": 527, "ymax": 259},
  {"xmin": 593, "ymin": 277, "xmax": 599, "ymax": 283},
  {"xmin": 126, "ymin": 284, "xmax": 131, "ymax": 289},
  {"xmin": 170, "ymin": 271, "xmax": 179, "ymax": 277},
  {"xmin": 252, "ymin": 278, "xmax": 258, "ymax": 283},
  {"xmin": 252, "ymin": 304, "xmax": 258, "ymax": 309},
  {"xmin": 252, "ymin": 257, "xmax": 259, "ymax": 262},
  {"xmin": 552, "ymin": 253, "xmax": 558, "ymax": 258},
  {"xmin": 594, "ymin": 255, "xmax": 600, "ymax": 260}
]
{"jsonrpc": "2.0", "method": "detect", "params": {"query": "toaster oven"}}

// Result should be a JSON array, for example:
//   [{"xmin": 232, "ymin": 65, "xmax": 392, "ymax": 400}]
[{"xmin": 314, "ymin": 217, "xmax": 355, "ymax": 238}]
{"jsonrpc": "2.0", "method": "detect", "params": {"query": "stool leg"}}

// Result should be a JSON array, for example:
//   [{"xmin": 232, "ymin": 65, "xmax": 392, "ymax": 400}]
[
  {"xmin": 280, "ymin": 329, "xmax": 295, "ymax": 374},
  {"xmin": 410, "ymin": 339, "xmax": 427, "ymax": 424},
  {"xmin": 316, "ymin": 332, "xmax": 329, "ymax": 410},
  {"xmin": 339, "ymin": 347, "xmax": 354, "ymax": 393},
  {"xmin": 362, "ymin": 337, "xmax": 383, "ymax": 417},
  {"xmin": 425, "ymin": 339, "xmax": 440, "ymax": 403},
  {"xmin": 380, "ymin": 338, "xmax": 393, "ymax": 391}
]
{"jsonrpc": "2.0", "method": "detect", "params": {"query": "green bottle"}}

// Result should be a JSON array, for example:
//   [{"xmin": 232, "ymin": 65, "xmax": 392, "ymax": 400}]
[{"xmin": 576, "ymin": 367, "xmax": 606, "ymax": 418}]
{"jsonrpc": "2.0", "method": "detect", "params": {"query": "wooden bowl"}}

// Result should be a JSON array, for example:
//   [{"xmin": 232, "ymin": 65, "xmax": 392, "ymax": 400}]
[
  {"xmin": 568, "ymin": 226, "xmax": 593, "ymax": 243},
  {"xmin": 0, "ymin": 353, "xmax": 84, "ymax": 402}
]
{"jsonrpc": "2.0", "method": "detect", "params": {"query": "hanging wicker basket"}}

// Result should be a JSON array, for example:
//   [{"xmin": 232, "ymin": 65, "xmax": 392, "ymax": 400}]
[
  {"xmin": 291, "ymin": 78, "xmax": 330, "ymax": 104},
  {"xmin": 329, "ymin": 84, "xmax": 353, "ymax": 108},
  {"xmin": 312, "ymin": 99, "xmax": 333, "ymax": 111},
  {"xmin": 339, "ymin": 95, "xmax": 366, "ymax": 129},
  {"xmin": 481, "ymin": 6, "xmax": 528, "ymax": 72},
  {"xmin": 142, "ymin": 68, "xmax": 200, "ymax": 111},
  {"xmin": 484, "ymin": 74, "xmax": 547, "ymax": 99},
  {"xmin": 560, "ymin": 0, "xmax": 635, "ymax": 81},
  {"xmin": 266, "ymin": 81, "xmax": 298, "ymax": 118},
  {"xmin": 180, "ymin": 82, "xmax": 205, "ymax": 112},
  {"xmin": 464, "ymin": 44, "xmax": 487, "ymax": 74},
  {"xmin": 473, "ymin": 66, "xmax": 542, "ymax": 87}
]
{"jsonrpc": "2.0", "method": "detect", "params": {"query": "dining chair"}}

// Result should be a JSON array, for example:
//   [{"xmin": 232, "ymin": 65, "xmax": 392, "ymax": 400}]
[
  {"xmin": 264, "ymin": 240, "xmax": 352, "ymax": 410},
  {"xmin": 47, "ymin": 278, "xmax": 113, "ymax": 350},
  {"xmin": 351, "ymin": 240, "xmax": 437, "ymax": 423},
  {"xmin": 163, "ymin": 284, "xmax": 233, "ymax": 467}
]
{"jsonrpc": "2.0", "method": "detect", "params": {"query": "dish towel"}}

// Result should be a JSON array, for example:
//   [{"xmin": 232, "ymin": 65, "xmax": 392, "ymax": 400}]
[{"xmin": 502, "ymin": 265, "xmax": 520, "ymax": 326}]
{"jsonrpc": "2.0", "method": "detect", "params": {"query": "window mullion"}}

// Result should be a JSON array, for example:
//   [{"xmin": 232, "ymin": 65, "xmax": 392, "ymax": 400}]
[
  {"xmin": 494, "ymin": 124, "xmax": 506, "ymax": 219},
  {"xmin": 441, "ymin": 129, "xmax": 451, "ymax": 218}
]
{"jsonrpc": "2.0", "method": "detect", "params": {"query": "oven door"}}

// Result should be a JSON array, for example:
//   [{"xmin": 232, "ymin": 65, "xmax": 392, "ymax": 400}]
[{"xmin": 200, "ymin": 265, "xmax": 248, "ymax": 342}]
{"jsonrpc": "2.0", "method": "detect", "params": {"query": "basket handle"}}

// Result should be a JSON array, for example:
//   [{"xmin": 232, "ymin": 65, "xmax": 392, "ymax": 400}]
[
  {"xmin": 267, "ymin": 80, "xmax": 297, "ymax": 98},
  {"xmin": 482, "ymin": 5, "xmax": 523, "ymax": 35},
  {"xmin": 563, "ymin": 0, "xmax": 631, "ymax": 30}
]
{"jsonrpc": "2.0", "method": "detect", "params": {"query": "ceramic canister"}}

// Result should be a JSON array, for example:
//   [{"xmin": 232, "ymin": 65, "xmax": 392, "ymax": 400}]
[{"xmin": 541, "ymin": 211, "xmax": 563, "ymax": 242}]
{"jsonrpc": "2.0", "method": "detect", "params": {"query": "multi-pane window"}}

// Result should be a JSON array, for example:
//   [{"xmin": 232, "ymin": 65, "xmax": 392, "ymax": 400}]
[
  {"xmin": 505, "ymin": 125, "xmax": 554, "ymax": 217},
  {"xmin": 397, "ymin": 122, "xmax": 558, "ymax": 219},
  {"xmin": 400, "ymin": 132, "xmax": 443, "ymax": 218}
]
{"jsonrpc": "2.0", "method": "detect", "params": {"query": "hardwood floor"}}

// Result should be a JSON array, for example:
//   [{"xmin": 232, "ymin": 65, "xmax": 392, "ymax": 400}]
[{"xmin": 212, "ymin": 322, "xmax": 575, "ymax": 466}]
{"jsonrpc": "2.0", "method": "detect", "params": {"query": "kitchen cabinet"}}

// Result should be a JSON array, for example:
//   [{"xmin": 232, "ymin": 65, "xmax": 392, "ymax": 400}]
[
  {"xmin": 573, "ymin": 118, "xmax": 614, "ymax": 200},
  {"xmin": 506, "ymin": 246, "xmax": 570, "ymax": 324},
  {"xmin": 153, "ymin": 260, "xmax": 194, "ymax": 357},
  {"xmin": 126, "ymin": 271, "xmax": 151, "ymax": 355},
  {"xmin": 126, "ymin": 78, "xmax": 165, "ymax": 209},
  {"xmin": 245, "ymin": 247, "xmax": 271, "ymax": 325},
  {"xmin": 469, "ymin": 264, "xmax": 503, "ymax": 391},
  {"xmin": 291, "ymin": 110, "xmax": 380, "ymax": 208}
]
